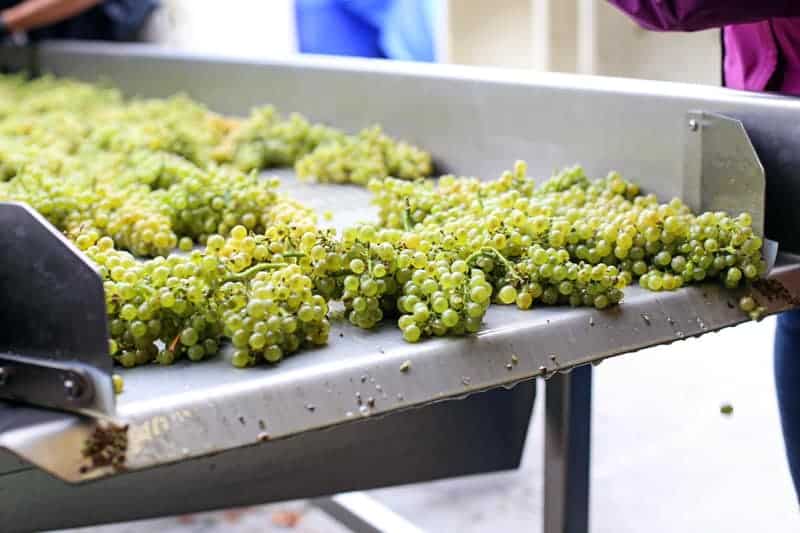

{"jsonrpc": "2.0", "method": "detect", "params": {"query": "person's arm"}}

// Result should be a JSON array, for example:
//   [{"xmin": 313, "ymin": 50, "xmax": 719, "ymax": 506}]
[
  {"xmin": 608, "ymin": 0, "xmax": 800, "ymax": 32},
  {"xmin": 1, "ymin": 0, "xmax": 102, "ymax": 34}
]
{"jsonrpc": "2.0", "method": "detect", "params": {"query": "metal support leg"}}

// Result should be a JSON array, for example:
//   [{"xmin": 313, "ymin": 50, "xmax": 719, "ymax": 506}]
[
  {"xmin": 544, "ymin": 365, "xmax": 592, "ymax": 533},
  {"xmin": 313, "ymin": 492, "xmax": 426, "ymax": 533}
]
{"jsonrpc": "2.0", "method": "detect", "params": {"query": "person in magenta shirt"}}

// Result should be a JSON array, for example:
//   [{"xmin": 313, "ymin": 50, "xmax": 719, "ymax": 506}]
[
  {"xmin": 609, "ymin": 2, "xmax": 800, "ymax": 95},
  {"xmin": 609, "ymin": 0, "xmax": 800, "ymax": 502}
]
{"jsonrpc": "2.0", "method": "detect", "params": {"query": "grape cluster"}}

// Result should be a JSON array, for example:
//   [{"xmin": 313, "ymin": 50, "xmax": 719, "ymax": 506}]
[
  {"xmin": 220, "ymin": 106, "xmax": 345, "ymax": 171},
  {"xmin": 635, "ymin": 210, "xmax": 764, "ymax": 291},
  {"xmin": 209, "ymin": 221, "xmax": 495, "ymax": 343},
  {"xmin": 295, "ymin": 125, "xmax": 433, "ymax": 185},
  {"xmin": 85, "ymin": 95, "xmax": 235, "ymax": 166},
  {"xmin": 0, "ymin": 73, "xmax": 768, "ymax": 370},
  {"xmin": 220, "ymin": 264, "xmax": 330, "ymax": 367},
  {"xmin": 79, "ymin": 224, "xmax": 333, "ymax": 368},
  {"xmin": 396, "ymin": 256, "xmax": 492, "ymax": 341},
  {"xmin": 368, "ymin": 160, "xmax": 763, "ymax": 305},
  {"xmin": 80, "ymin": 233, "xmax": 223, "ymax": 367},
  {"xmin": 0, "ymin": 146, "xmax": 302, "ymax": 257},
  {"xmin": 214, "ymin": 107, "xmax": 433, "ymax": 185},
  {"xmin": 488, "ymin": 246, "xmax": 625, "ymax": 310},
  {"xmin": 0, "ymin": 74, "xmax": 431, "ymax": 258}
]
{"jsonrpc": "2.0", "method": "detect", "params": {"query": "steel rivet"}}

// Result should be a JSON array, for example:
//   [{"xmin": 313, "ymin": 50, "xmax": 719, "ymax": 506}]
[
  {"xmin": 689, "ymin": 119, "xmax": 699, "ymax": 131},
  {"xmin": 64, "ymin": 376, "xmax": 83, "ymax": 399}
]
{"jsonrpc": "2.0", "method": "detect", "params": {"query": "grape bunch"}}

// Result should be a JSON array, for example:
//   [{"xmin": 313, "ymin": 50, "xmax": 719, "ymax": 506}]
[
  {"xmin": 80, "ymin": 223, "xmax": 333, "ymax": 368},
  {"xmin": 327, "ymin": 224, "xmax": 493, "ymax": 341},
  {"xmin": 220, "ymin": 264, "xmax": 330, "ymax": 368},
  {"xmin": 368, "ymin": 161, "xmax": 763, "ymax": 305},
  {"xmin": 221, "ymin": 106, "xmax": 345, "ymax": 171},
  {"xmin": 296, "ymin": 125, "xmax": 433, "ymax": 185},
  {"xmin": 85, "ymin": 94, "xmax": 235, "ymax": 167},
  {"xmin": 0, "ymin": 72, "xmax": 432, "ymax": 260},
  {"xmin": 337, "ymin": 225, "xmax": 403, "ymax": 328},
  {"xmin": 506, "ymin": 246, "xmax": 626, "ymax": 309},
  {"xmin": 635, "ymin": 210, "xmax": 764, "ymax": 291},
  {"xmin": 395, "ymin": 254, "xmax": 493, "ymax": 342},
  {"xmin": 80, "ymin": 233, "xmax": 223, "ymax": 367}
]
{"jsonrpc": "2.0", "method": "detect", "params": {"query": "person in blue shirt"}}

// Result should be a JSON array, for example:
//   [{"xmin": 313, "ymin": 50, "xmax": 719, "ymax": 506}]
[{"xmin": 295, "ymin": 0, "xmax": 437, "ymax": 62}]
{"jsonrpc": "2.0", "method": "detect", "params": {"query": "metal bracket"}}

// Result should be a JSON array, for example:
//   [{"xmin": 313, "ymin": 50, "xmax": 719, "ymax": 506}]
[
  {"xmin": 0, "ymin": 202, "xmax": 114, "ymax": 418},
  {"xmin": 684, "ymin": 110, "xmax": 766, "ymax": 237},
  {"xmin": 0, "ymin": 353, "xmax": 112, "ymax": 419}
]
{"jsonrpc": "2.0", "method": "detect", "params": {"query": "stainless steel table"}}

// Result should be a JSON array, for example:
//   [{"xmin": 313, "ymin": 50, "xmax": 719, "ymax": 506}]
[{"xmin": 1, "ymin": 42, "xmax": 799, "ymax": 533}]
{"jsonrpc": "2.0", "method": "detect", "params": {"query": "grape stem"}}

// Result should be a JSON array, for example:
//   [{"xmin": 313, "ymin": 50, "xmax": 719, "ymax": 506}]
[
  {"xmin": 168, "ymin": 333, "xmax": 180, "ymax": 353},
  {"xmin": 223, "ymin": 262, "xmax": 288, "ymax": 282},
  {"xmin": 402, "ymin": 208, "xmax": 413, "ymax": 232},
  {"xmin": 466, "ymin": 247, "xmax": 523, "ymax": 283}
]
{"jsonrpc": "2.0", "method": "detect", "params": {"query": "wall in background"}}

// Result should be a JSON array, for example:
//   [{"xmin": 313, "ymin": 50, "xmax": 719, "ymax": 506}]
[
  {"xmin": 445, "ymin": 0, "xmax": 534, "ymax": 69},
  {"xmin": 589, "ymin": 1, "xmax": 720, "ymax": 85},
  {"xmin": 143, "ymin": 0, "xmax": 296, "ymax": 58},
  {"xmin": 445, "ymin": 0, "xmax": 721, "ymax": 86}
]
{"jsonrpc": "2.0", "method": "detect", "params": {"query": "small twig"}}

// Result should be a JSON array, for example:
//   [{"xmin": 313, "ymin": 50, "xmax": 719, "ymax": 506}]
[
  {"xmin": 222, "ymin": 262, "xmax": 288, "ymax": 283},
  {"xmin": 168, "ymin": 333, "xmax": 180, "ymax": 353},
  {"xmin": 466, "ymin": 247, "xmax": 523, "ymax": 282},
  {"xmin": 402, "ymin": 210, "xmax": 413, "ymax": 232}
]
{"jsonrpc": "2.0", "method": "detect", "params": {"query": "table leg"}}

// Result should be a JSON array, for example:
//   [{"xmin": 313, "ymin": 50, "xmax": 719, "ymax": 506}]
[{"xmin": 544, "ymin": 365, "xmax": 592, "ymax": 533}]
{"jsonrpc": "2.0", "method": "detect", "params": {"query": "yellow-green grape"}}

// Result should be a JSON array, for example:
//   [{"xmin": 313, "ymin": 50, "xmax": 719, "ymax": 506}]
[
  {"xmin": 739, "ymin": 296, "xmax": 756, "ymax": 313},
  {"xmin": 112, "ymin": 374, "xmax": 124, "ymax": 394},
  {"xmin": 498, "ymin": 285, "xmax": 518, "ymax": 304}
]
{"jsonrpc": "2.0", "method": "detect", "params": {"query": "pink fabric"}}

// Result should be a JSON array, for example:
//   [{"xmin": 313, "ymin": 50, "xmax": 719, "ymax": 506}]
[{"xmin": 607, "ymin": 1, "xmax": 800, "ymax": 95}]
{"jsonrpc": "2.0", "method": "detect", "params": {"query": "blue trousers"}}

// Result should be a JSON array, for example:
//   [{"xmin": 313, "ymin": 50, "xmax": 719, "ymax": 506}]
[{"xmin": 775, "ymin": 309, "xmax": 800, "ymax": 500}]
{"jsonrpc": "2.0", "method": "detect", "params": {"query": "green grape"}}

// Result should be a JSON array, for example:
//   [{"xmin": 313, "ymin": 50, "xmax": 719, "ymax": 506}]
[
  {"xmin": 402, "ymin": 324, "xmax": 422, "ymax": 342},
  {"xmin": 739, "ymin": 296, "xmax": 756, "ymax": 312},
  {"xmin": 497, "ymin": 285, "xmax": 517, "ymax": 304}
]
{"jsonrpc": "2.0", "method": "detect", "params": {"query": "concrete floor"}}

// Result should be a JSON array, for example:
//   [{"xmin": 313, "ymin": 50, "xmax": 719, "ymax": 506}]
[{"xmin": 62, "ymin": 317, "xmax": 799, "ymax": 532}]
